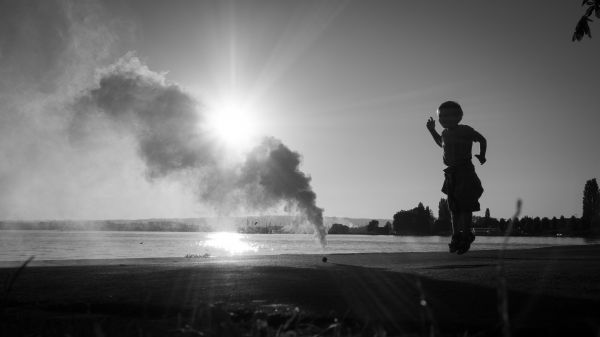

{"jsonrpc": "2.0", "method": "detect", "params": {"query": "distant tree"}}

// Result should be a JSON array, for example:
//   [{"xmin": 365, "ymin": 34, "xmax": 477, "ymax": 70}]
[
  {"xmin": 513, "ymin": 217, "xmax": 523, "ymax": 235},
  {"xmin": 541, "ymin": 217, "xmax": 551, "ymax": 233},
  {"xmin": 434, "ymin": 198, "xmax": 452, "ymax": 234},
  {"xmin": 482, "ymin": 208, "xmax": 491, "ymax": 227},
  {"xmin": 520, "ymin": 216, "xmax": 533, "ymax": 235},
  {"xmin": 569, "ymin": 215, "xmax": 581, "ymax": 232},
  {"xmin": 367, "ymin": 220, "xmax": 379, "ymax": 233},
  {"xmin": 328, "ymin": 223, "xmax": 350, "ymax": 234},
  {"xmin": 416, "ymin": 202, "xmax": 425, "ymax": 216},
  {"xmin": 438, "ymin": 198, "xmax": 451, "ymax": 222},
  {"xmin": 393, "ymin": 202, "xmax": 434, "ymax": 235},
  {"xmin": 551, "ymin": 217, "xmax": 559, "ymax": 230},
  {"xmin": 417, "ymin": 203, "xmax": 434, "ymax": 235},
  {"xmin": 499, "ymin": 218, "xmax": 507, "ymax": 233},
  {"xmin": 393, "ymin": 210, "xmax": 412, "ymax": 233},
  {"xmin": 384, "ymin": 221, "xmax": 392, "ymax": 235},
  {"xmin": 573, "ymin": 0, "xmax": 600, "ymax": 41},
  {"xmin": 559, "ymin": 216, "xmax": 567, "ymax": 232},
  {"xmin": 582, "ymin": 178, "xmax": 600, "ymax": 230},
  {"xmin": 424, "ymin": 205, "xmax": 435, "ymax": 233},
  {"xmin": 533, "ymin": 217, "xmax": 542, "ymax": 234}
]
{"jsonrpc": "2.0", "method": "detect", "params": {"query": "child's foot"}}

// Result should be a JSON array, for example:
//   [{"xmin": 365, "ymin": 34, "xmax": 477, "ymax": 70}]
[
  {"xmin": 456, "ymin": 231, "xmax": 475, "ymax": 255},
  {"xmin": 448, "ymin": 234, "xmax": 461, "ymax": 253}
]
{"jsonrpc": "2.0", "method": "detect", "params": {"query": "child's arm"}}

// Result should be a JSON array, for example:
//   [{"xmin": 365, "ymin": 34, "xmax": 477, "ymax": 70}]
[
  {"xmin": 426, "ymin": 117, "xmax": 442, "ymax": 148},
  {"xmin": 473, "ymin": 130, "xmax": 487, "ymax": 164}
]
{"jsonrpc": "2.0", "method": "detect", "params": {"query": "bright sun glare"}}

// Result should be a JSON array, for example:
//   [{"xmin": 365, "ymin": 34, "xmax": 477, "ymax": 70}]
[
  {"xmin": 206, "ymin": 95, "xmax": 259, "ymax": 152},
  {"xmin": 204, "ymin": 232, "xmax": 258, "ymax": 255}
]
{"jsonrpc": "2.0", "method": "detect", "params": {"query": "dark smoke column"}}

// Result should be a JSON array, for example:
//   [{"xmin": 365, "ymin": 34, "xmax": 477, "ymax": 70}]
[{"xmin": 240, "ymin": 137, "xmax": 326, "ymax": 247}]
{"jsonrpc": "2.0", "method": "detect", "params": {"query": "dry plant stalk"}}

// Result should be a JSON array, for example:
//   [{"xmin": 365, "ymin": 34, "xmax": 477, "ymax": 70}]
[
  {"xmin": 497, "ymin": 199, "xmax": 522, "ymax": 337},
  {"xmin": 1, "ymin": 256, "xmax": 34, "ymax": 310}
]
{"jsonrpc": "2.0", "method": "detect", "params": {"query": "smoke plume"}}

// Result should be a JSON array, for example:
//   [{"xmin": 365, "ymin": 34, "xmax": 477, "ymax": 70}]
[{"xmin": 72, "ymin": 55, "xmax": 326, "ymax": 246}]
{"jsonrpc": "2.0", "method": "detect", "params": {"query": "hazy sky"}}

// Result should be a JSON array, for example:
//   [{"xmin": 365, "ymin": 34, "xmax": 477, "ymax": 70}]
[{"xmin": 1, "ymin": 0, "xmax": 599, "ymax": 221}]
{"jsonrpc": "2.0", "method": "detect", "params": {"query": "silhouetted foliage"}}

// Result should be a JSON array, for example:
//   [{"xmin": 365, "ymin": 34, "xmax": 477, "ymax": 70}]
[
  {"xmin": 541, "ymin": 217, "xmax": 551, "ymax": 233},
  {"xmin": 424, "ymin": 205, "xmax": 435, "ymax": 234},
  {"xmin": 533, "ymin": 217, "xmax": 542, "ymax": 235},
  {"xmin": 582, "ymin": 178, "xmax": 600, "ymax": 229},
  {"xmin": 560, "ymin": 215, "xmax": 567, "ymax": 232},
  {"xmin": 474, "ymin": 209, "xmax": 500, "ymax": 234},
  {"xmin": 499, "ymin": 218, "xmax": 507, "ymax": 233},
  {"xmin": 433, "ymin": 198, "xmax": 452, "ymax": 235},
  {"xmin": 366, "ymin": 220, "xmax": 379, "ymax": 233},
  {"xmin": 478, "ymin": 207, "xmax": 492, "ymax": 228},
  {"xmin": 570, "ymin": 215, "xmax": 581, "ymax": 232},
  {"xmin": 438, "ymin": 198, "xmax": 451, "ymax": 222},
  {"xmin": 363, "ymin": 219, "xmax": 393, "ymax": 235},
  {"xmin": 328, "ymin": 223, "xmax": 350, "ymax": 234},
  {"xmin": 505, "ymin": 214, "xmax": 586, "ymax": 236},
  {"xmin": 384, "ymin": 221, "xmax": 392, "ymax": 235},
  {"xmin": 573, "ymin": 0, "xmax": 600, "ymax": 41},
  {"xmin": 392, "ymin": 202, "xmax": 434, "ymax": 235}
]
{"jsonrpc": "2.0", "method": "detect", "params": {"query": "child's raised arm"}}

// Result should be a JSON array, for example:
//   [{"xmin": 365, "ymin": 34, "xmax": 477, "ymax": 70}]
[
  {"xmin": 426, "ymin": 117, "xmax": 442, "ymax": 148},
  {"xmin": 473, "ymin": 130, "xmax": 487, "ymax": 165}
]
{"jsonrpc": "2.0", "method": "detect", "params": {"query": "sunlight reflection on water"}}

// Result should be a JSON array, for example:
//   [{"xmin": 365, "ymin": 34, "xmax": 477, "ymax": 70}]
[
  {"xmin": 0, "ymin": 230, "xmax": 595, "ymax": 261},
  {"xmin": 201, "ymin": 232, "xmax": 259, "ymax": 255}
]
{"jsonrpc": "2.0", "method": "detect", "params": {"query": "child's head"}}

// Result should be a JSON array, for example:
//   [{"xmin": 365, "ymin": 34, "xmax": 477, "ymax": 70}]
[{"xmin": 437, "ymin": 101, "xmax": 463, "ymax": 129}]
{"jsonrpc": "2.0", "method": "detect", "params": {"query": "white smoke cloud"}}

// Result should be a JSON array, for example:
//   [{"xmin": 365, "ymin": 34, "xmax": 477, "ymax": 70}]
[{"xmin": 0, "ymin": 1, "xmax": 198, "ymax": 220}]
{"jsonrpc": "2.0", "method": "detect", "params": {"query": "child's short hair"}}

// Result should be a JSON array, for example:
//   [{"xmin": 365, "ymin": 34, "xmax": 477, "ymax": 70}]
[{"xmin": 437, "ymin": 101, "xmax": 463, "ymax": 120}]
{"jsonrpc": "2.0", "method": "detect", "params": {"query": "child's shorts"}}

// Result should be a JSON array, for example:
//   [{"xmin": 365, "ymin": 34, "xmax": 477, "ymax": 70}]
[{"xmin": 441, "ymin": 162, "xmax": 483, "ymax": 212}]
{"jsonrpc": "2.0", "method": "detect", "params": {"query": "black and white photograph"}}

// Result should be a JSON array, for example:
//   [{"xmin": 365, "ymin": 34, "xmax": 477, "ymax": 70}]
[{"xmin": 1, "ymin": 1, "xmax": 599, "ymax": 336}]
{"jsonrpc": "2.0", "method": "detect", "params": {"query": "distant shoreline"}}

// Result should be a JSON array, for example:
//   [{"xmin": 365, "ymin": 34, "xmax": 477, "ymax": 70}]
[
  {"xmin": 0, "ymin": 227, "xmax": 592, "ymax": 239},
  {"xmin": 2, "ymin": 213, "xmax": 595, "ymax": 238}
]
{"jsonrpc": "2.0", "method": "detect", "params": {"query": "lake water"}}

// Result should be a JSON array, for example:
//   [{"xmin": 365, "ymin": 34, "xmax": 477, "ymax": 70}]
[{"xmin": 0, "ymin": 230, "xmax": 594, "ymax": 262}]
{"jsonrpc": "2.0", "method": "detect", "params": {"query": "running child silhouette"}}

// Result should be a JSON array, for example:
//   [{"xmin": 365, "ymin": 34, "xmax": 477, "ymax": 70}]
[{"xmin": 426, "ymin": 101, "xmax": 486, "ymax": 254}]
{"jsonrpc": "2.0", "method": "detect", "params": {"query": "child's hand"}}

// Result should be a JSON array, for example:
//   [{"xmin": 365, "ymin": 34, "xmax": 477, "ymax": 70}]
[
  {"xmin": 475, "ymin": 154, "xmax": 486, "ymax": 165},
  {"xmin": 426, "ymin": 117, "xmax": 436, "ymax": 131}
]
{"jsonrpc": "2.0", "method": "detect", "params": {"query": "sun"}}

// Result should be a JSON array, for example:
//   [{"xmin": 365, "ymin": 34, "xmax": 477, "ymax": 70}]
[{"xmin": 205, "ymin": 94, "xmax": 259, "ymax": 152}]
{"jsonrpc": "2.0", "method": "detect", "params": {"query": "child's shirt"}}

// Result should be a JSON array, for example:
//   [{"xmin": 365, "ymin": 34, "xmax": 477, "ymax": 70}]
[{"xmin": 441, "ymin": 124, "xmax": 477, "ymax": 167}]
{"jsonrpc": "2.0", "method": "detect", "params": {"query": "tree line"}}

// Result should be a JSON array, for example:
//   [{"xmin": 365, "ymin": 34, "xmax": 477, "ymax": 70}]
[{"xmin": 329, "ymin": 178, "xmax": 600, "ymax": 237}]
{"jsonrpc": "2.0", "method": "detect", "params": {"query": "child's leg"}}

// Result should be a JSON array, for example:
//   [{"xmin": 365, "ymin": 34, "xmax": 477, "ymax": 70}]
[
  {"xmin": 448, "ymin": 209, "xmax": 461, "ymax": 253},
  {"xmin": 456, "ymin": 211, "xmax": 475, "ymax": 255},
  {"xmin": 460, "ymin": 211, "xmax": 473, "ymax": 233}
]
